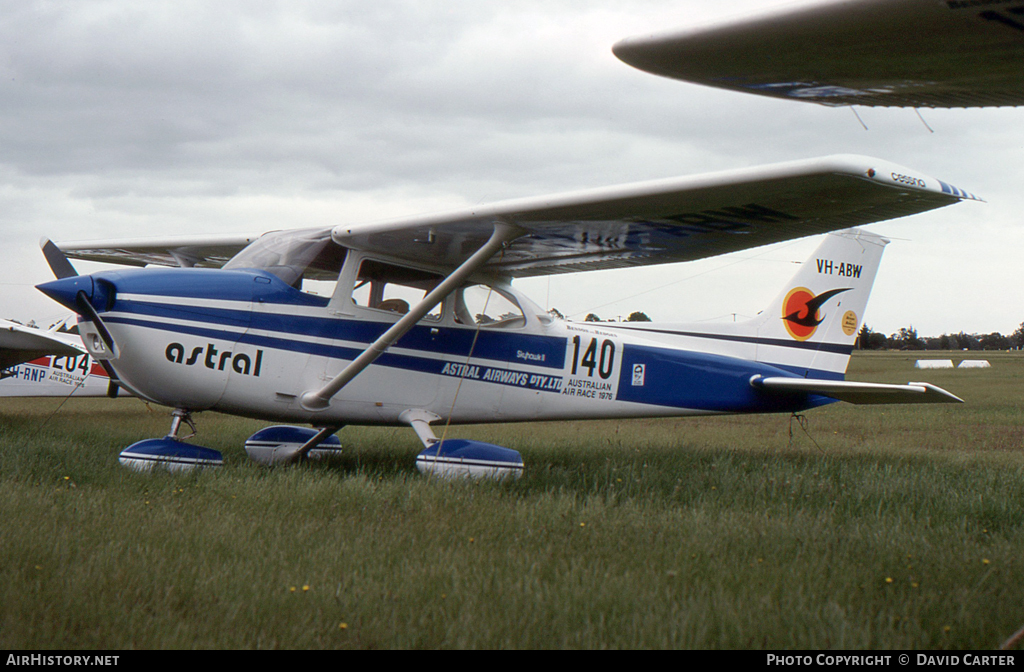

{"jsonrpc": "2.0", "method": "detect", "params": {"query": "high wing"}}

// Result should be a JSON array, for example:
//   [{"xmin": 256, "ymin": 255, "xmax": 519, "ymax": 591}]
[
  {"xmin": 50, "ymin": 155, "xmax": 977, "ymax": 277},
  {"xmin": 331, "ymin": 155, "xmax": 976, "ymax": 277},
  {"xmin": 0, "ymin": 318, "xmax": 84, "ymax": 370},
  {"xmin": 56, "ymin": 233, "xmax": 261, "ymax": 269},
  {"xmin": 613, "ymin": 0, "xmax": 1024, "ymax": 108}
]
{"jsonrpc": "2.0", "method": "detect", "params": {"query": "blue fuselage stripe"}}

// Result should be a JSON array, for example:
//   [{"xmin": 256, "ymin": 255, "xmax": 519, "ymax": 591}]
[
  {"xmin": 106, "ymin": 313, "xmax": 568, "ymax": 394},
  {"xmin": 600, "ymin": 324, "xmax": 855, "ymax": 356},
  {"xmin": 616, "ymin": 343, "xmax": 836, "ymax": 413},
  {"xmin": 115, "ymin": 300, "xmax": 567, "ymax": 368}
]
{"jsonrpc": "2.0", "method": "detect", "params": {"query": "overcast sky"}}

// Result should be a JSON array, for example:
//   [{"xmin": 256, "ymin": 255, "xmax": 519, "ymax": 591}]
[{"xmin": 1, "ymin": 0, "xmax": 1021, "ymax": 336}]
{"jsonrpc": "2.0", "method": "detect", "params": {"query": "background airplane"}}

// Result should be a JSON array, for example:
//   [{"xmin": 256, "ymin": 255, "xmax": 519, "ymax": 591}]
[
  {"xmin": 0, "ymin": 318, "xmax": 116, "ymax": 398},
  {"xmin": 614, "ymin": 0, "xmax": 1024, "ymax": 108}
]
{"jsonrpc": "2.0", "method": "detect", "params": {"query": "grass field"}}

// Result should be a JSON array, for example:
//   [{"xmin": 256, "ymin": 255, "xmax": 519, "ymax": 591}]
[{"xmin": 1, "ymin": 351, "xmax": 1022, "ymax": 649}]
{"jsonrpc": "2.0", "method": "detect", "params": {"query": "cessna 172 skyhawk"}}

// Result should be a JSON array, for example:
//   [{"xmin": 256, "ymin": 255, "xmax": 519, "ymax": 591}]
[{"xmin": 34, "ymin": 155, "xmax": 974, "ymax": 475}]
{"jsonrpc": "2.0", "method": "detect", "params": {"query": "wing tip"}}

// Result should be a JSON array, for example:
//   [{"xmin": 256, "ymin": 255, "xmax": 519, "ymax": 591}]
[{"xmin": 909, "ymin": 382, "xmax": 965, "ymax": 404}]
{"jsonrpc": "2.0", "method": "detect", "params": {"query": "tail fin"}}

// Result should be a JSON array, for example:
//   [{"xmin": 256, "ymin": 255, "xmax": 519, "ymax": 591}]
[{"xmin": 751, "ymin": 228, "xmax": 888, "ymax": 379}]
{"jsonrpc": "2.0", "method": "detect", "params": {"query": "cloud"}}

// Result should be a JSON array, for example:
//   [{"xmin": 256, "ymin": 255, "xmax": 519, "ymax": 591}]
[{"xmin": 1, "ymin": 1, "xmax": 1022, "ymax": 335}]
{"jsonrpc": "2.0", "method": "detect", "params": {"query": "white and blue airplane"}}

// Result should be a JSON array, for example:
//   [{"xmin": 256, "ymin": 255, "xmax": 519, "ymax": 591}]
[{"xmin": 32, "ymin": 155, "xmax": 973, "ymax": 475}]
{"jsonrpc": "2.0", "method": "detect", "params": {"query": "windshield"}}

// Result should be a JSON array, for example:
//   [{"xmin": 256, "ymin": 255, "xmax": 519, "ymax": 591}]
[{"xmin": 224, "ymin": 228, "xmax": 345, "ymax": 288}]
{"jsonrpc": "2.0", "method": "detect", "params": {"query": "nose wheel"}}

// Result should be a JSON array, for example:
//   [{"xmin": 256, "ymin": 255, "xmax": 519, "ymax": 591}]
[
  {"xmin": 167, "ymin": 409, "xmax": 197, "ymax": 441},
  {"xmin": 118, "ymin": 408, "xmax": 223, "ymax": 472}
]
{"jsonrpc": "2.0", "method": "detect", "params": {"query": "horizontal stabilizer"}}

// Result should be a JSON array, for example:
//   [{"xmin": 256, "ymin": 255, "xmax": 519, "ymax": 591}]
[{"xmin": 751, "ymin": 376, "xmax": 963, "ymax": 405}]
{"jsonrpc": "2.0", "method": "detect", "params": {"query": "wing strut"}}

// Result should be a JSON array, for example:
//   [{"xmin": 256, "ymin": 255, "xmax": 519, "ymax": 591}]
[{"xmin": 298, "ymin": 223, "xmax": 525, "ymax": 412}]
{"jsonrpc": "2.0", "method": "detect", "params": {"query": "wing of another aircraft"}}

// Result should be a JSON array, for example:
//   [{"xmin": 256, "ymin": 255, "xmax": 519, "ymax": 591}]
[
  {"xmin": 0, "ymin": 318, "xmax": 84, "ymax": 370},
  {"xmin": 614, "ymin": 0, "xmax": 1024, "ymax": 108},
  {"xmin": 0, "ymin": 319, "xmax": 121, "ymax": 398},
  {"xmin": 50, "ymin": 155, "xmax": 977, "ymax": 278}
]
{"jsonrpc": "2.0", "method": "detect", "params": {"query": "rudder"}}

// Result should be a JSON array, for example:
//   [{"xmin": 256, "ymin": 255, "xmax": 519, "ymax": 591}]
[{"xmin": 751, "ymin": 228, "xmax": 888, "ymax": 378}]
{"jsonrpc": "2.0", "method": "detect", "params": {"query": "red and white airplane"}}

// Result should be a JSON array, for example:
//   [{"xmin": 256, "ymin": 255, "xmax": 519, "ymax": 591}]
[{"xmin": 0, "ymin": 318, "xmax": 116, "ymax": 398}]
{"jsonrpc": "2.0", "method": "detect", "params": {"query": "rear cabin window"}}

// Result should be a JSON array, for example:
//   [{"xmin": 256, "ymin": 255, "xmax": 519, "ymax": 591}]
[
  {"xmin": 352, "ymin": 260, "xmax": 444, "ymax": 321},
  {"xmin": 453, "ymin": 284, "xmax": 526, "ymax": 329}
]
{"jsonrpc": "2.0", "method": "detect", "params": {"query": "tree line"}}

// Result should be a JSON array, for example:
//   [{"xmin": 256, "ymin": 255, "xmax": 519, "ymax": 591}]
[
  {"xmin": 858, "ymin": 322, "xmax": 1024, "ymax": 351},
  {"xmin": 548, "ymin": 309, "xmax": 652, "ymax": 323}
]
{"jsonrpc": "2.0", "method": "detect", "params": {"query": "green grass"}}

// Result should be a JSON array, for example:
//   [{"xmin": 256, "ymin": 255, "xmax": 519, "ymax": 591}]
[{"xmin": 1, "ymin": 352, "xmax": 1023, "ymax": 649}]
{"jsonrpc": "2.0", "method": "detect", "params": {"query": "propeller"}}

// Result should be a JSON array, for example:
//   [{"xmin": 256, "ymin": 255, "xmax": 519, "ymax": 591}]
[
  {"xmin": 73, "ymin": 289, "xmax": 119, "ymax": 358},
  {"xmin": 36, "ymin": 240, "xmax": 122, "ymax": 388},
  {"xmin": 40, "ymin": 238, "xmax": 79, "ymax": 279}
]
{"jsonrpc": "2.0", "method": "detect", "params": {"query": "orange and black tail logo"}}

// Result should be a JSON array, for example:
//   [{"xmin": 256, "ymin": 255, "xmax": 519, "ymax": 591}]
[{"xmin": 782, "ymin": 288, "xmax": 851, "ymax": 341}]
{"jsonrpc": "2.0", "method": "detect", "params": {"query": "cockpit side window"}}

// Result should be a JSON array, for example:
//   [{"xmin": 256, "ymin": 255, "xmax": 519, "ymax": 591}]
[
  {"xmin": 224, "ymin": 229, "xmax": 346, "ymax": 298},
  {"xmin": 352, "ymin": 259, "xmax": 444, "ymax": 321}
]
